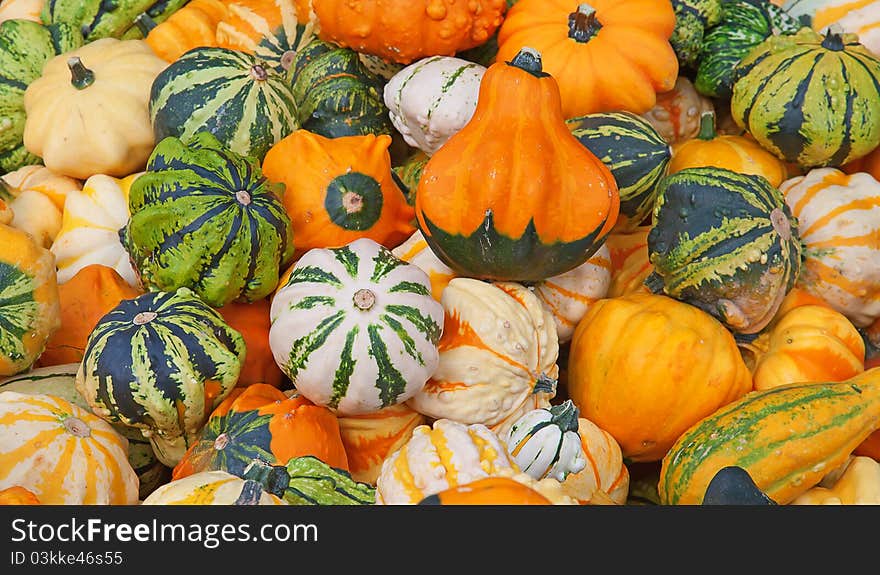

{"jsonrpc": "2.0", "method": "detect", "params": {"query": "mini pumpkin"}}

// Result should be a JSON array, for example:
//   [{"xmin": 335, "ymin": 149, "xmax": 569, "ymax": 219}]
[
  {"xmin": 1, "ymin": 165, "xmax": 81, "ymax": 248},
  {"xmin": 0, "ymin": 0, "xmax": 42, "ymax": 23}
]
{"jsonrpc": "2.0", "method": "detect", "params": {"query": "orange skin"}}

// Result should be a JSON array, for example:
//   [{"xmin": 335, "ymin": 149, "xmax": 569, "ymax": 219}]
[
  {"xmin": 497, "ymin": 0, "xmax": 678, "ymax": 118},
  {"xmin": 337, "ymin": 404, "xmax": 426, "ymax": 484},
  {"xmin": 605, "ymin": 226, "xmax": 652, "ymax": 297},
  {"xmin": 215, "ymin": 298, "xmax": 284, "ymax": 389},
  {"xmin": 144, "ymin": 0, "xmax": 228, "ymax": 62},
  {"xmin": 37, "ymin": 264, "xmax": 143, "ymax": 367},
  {"xmin": 843, "ymin": 145, "xmax": 880, "ymax": 180},
  {"xmin": 0, "ymin": 486, "xmax": 41, "ymax": 505},
  {"xmin": 416, "ymin": 50, "xmax": 619, "ymax": 245},
  {"xmin": 423, "ymin": 477, "xmax": 553, "ymax": 505}
]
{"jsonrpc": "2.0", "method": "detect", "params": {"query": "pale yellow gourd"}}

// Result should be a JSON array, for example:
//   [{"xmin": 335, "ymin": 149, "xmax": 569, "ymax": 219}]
[
  {"xmin": 23, "ymin": 38, "xmax": 167, "ymax": 180},
  {"xmin": 0, "ymin": 0, "xmax": 42, "ymax": 23},
  {"xmin": 791, "ymin": 456, "xmax": 880, "ymax": 505},
  {"xmin": 0, "ymin": 165, "xmax": 80, "ymax": 248},
  {"xmin": 560, "ymin": 417, "xmax": 631, "ymax": 505}
]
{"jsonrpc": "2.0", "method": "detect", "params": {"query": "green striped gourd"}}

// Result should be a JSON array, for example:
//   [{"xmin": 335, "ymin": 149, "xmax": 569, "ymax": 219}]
[
  {"xmin": 505, "ymin": 400, "xmax": 588, "ymax": 483},
  {"xmin": 149, "ymin": 47, "xmax": 299, "ymax": 161},
  {"xmin": 243, "ymin": 456, "xmax": 376, "ymax": 505},
  {"xmin": 269, "ymin": 238, "xmax": 444, "ymax": 416},
  {"xmin": 0, "ymin": 19, "xmax": 82, "ymax": 173},
  {"xmin": 670, "ymin": 0, "xmax": 723, "ymax": 69},
  {"xmin": 41, "ymin": 0, "xmax": 188, "ymax": 41},
  {"xmin": 76, "ymin": 287, "xmax": 246, "ymax": 467},
  {"xmin": 694, "ymin": 0, "xmax": 801, "ymax": 99},
  {"xmin": 566, "ymin": 112, "xmax": 672, "ymax": 232},
  {"xmin": 659, "ymin": 368, "xmax": 880, "ymax": 505},
  {"xmin": 731, "ymin": 27, "xmax": 880, "ymax": 169},
  {"xmin": 121, "ymin": 132, "xmax": 294, "ymax": 308},
  {"xmin": 646, "ymin": 167, "xmax": 802, "ymax": 335},
  {"xmin": 0, "ymin": 363, "xmax": 169, "ymax": 499},
  {"xmin": 288, "ymin": 38, "xmax": 392, "ymax": 139}
]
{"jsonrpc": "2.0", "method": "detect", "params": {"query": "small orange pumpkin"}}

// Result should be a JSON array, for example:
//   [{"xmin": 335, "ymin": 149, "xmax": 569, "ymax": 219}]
[
  {"xmin": 215, "ymin": 298, "xmax": 284, "ymax": 389},
  {"xmin": 262, "ymin": 130, "xmax": 415, "ymax": 253},
  {"xmin": 418, "ymin": 477, "xmax": 553, "ymax": 505},
  {"xmin": 137, "ymin": 0, "xmax": 229, "ymax": 62},
  {"xmin": 0, "ymin": 486, "xmax": 40, "ymax": 505}
]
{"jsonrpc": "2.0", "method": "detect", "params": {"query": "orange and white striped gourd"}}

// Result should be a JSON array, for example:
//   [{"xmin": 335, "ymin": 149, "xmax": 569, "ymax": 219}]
[
  {"xmin": 142, "ymin": 470, "xmax": 288, "ymax": 505},
  {"xmin": 0, "ymin": 391, "xmax": 139, "ymax": 504},
  {"xmin": 49, "ymin": 173, "xmax": 141, "ymax": 287},
  {"xmin": 336, "ymin": 403, "xmax": 427, "ymax": 485},
  {"xmin": 1, "ymin": 166, "xmax": 81, "ymax": 248},
  {"xmin": 560, "ymin": 417, "xmax": 631, "ymax": 505},
  {"xmin": 391, "ymin": 230, "xmax": 456, "ymax": 301},
  {"xmin": 505, "ymin": 400, "xmax": 587, "ymax": 482},
  {"xmin": 406, "ymin": 278, "xmax": 559, "ymax": 440},
  {"xmin": 780, "ymin": 168, "xmax": 880, "ymax": 327},
  {"xmin": 784, "ymin": 0, "xmax": 880, "ymax": 56},
  {"xmin": 375, "ymin": 418, "xmax": 516, "ymax": 505},
  {"xmin": 605, "ymin": 225, "xmax": 653, "ymax": 298}
]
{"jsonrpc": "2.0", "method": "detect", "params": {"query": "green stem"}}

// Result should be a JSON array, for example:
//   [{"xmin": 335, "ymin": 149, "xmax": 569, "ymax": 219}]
[
  {"xmin": 133, "ymin": 12, "xmax": 157, "ymax": 36},
  {"xmin": 697, "ymin": 111, "xmax": 717, "ymax": 141},
  {"xmin": 568, "ymin": 4, "xmax": 602, "ymax": 43},
  {"xmin": 241, "ymin": 459, "xmax": 290, "ymax": 498},
  {"xmin": 549, "ymin": 400, "xmax": 580, "ymax": 433},
  {"xmin": 67, "ymin": 57, "xmax": 95, "ymax": 90},
  {"xmin": 821, "ymin": 24, "xmax": 846, "ymax": 51}
]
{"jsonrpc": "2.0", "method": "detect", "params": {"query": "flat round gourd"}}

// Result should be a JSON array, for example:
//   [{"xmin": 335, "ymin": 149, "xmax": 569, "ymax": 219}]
[
  {"xmin": 142, "ymin": 470, "xmax": 287, "ymax": 505},
  {"xmin": 149, "ymin": 46, "xmax": 298, "ymax": 162},
  {"xmin": 647, "ymin": 167, "xmax": 802, "ymax": 335},
  {"xmin": 76, "ymin": 287, "xmax": 246, "ymax": 467},
  {"xmin": 0, "ymin": 19, "xmax": 82, "ymax": 173},
  {"xmin": 415, "ymin": 48, "xmax": 620, "ymax": 282},
  {"xmin": 122, "ymin": 132, "xmax": 294, "ymax": 308},
  {"xmin": 269, "ymin": 238, "xmax": 444, "ymax": 416},
  {"xmin": 731, "ymin": 27, "xmax": 880, "ymax": 168},
  {"xmin": 41, "ymin": 0, "xmax": 189, "ymax": 41},
  {"xmin": 0, "ymin": 390, "xmax": 139, "ymax": 504}
]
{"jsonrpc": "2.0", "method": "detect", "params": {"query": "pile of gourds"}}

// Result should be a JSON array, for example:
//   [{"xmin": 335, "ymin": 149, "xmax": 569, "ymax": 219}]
[{"xmin": 1, "ymin": 0, "xmax": 880, "ymax": 507}]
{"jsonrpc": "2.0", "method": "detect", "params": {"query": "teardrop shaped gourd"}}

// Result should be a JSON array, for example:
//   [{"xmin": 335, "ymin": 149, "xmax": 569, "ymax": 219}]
[
  {"xmin": 415, "ymin": 48, "xmax": 620, "ymax": 283},
  {"xmin": 658, "ymin": 368, "xmax": 880, "ymax": 505}
]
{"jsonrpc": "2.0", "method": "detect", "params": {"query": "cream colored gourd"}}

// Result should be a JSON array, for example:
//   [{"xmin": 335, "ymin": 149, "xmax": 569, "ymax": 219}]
[
  {"xmin": 489, "ymin": 468, "xmax": 579, "ymax": 505},
  {"xmin": 533, "ymin": 243, "xmax": 611, "ymax": 344},
  {"xmin": 23, "ymin": 38, "xmax": 167, "ymax": 180},
  {"xmin": 0, "ymin": 0, "xmax": 42, "ymax": 22},
  {"xmin": 142, "ymin": 470, "xmax": 288, "ymax": 505},
  {"xmin": 384, "ymin": 56, "xmax": 486, "ymax": 155},
  {"xmin": 781, "ymin": 168, "xmax": 880, "ymax": 327},
  {"xmin": 0, "ymin": 391, "xmax": 139, "ymax": 504},
  {"xmin": 791, "ymin": 456, "xmax": 880, "ymax": 505},
  {"xmin": 561, "ymin": 417, "xmax": 631, "ymax": 505},
  {"xmin": 1, "ymin": 166, "xmax": 81, "ymax": 248},
  {"xmin": 406, "ymin": 278, "xmax": 559, "ymax": 439},
  {"xmin": 50, "ymin": 173, "xmax": 140, "ymax": 287},
  {"xmin": 391, "ymin": 230, "xmax": 457, "ymax": 301},
  {"xmin": 506, "ymin": 400, "xmax": 587, "ymax": 482},
  {"xmin": 375, "ymin": 418, "xmax": 516, "ymax": 505}
]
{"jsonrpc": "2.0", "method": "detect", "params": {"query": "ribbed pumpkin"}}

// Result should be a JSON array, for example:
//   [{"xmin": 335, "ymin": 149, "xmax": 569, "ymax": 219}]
[
  {"xmin": 49, "ymin": 173, "xmax": 140, "ymax": 287},
  {"xmin": 780, "ymin": 168, "xmax": 880, "ymax": 328},
  {"xmin": 694, "ymin": 0, "xmax": 801, "ymax": 99},
  {"xmin": 0, "ymin": 362, "xmax": 169, "ymax": 499},
  {"xmin": 784, "ymin": 0, "xmax": 880, "ymax": 56},
  {"xmin": 337, "ymin": 403, "xmax": 426, "ymax": 485},
  {"xmin": 122, "ymin": 132, "xmax": 294, "ymax": 308},
  {"xmin": 270, "ymin": 238, "xmax": 443, "ymax": 416},
  {"xmin": 37, "ymin": 264, "xmax": 143, "ymax": 367},
  {"xmin": 23, "ymin": 38, "xmax": 167, "ymax": 180},
  {"xmin": 407, "ymin": 278, "xmax": 558, "ymax": 439},
  {"xmin": 41, "ymin": 0, "xmax": 189, "ymax": 41},
  {"xmin": 0, "ymin": 223, "xmax": 60, "ymax": 376},
  {"xmin": 312, "ymin": 0, "xmax": 506, "ymax": 65},
  {"xmin": 135, "ymin": 0, "xmax": 229, "ymax": 62},
  {"xmin": 149, "ymin": 47, "xmax": 298, "ymax": 161},
  {"xmin": 418, "ymin": 477, "xmax": 554, "ymax": 505},
  {"xmin": 567, "ymin": 293, "xmax": 753, "ymax": 462},
  {"xmin": 0, "ymin": 391, "xmax": 139, "ymax": 504},
  {"xmin": 289, "ymin": 38, "xmax": 392, "ymax": 139},
  {"xmin": 375, "ymin": 418, "xmax": 517, "ymax": 505},
  {"xmin": 640, "ymin": 76, "xmax": 714, "ymax": 145},
  {"xmin": 496, "ymin": 0, "xmax": 678, "ymax": 118},
  {"xmin": 567, "ymin": 112, "xmax": 671, "ymax": 231},
  {"xmin": 415, "ymin": 48, "xmax": 619, "ymax": 282},
  {"xmin": 0, "ymin": 0, "xmax": 42, "ymax": 23},
  {"xmin": 561, "ymin": 417, "xmax": 630, "ymax": 505},
  {"xmin": 731, "ymin": 27, "xmax": 880, "ymax": 169},
  {"xmin": 669, "ymin": 0, "xmax": 723, "ymax": 68},
  {"xmin": 669, "ymin": 111, "xmax": 788, "ymax": 187},
  {"xmin": 0, "ymin": 19, "xmax": 82, "ymax": 173},
  {"xmin": 263, "ymin": 130, "xmax": 414, "ymax": 253},
  {"xmin": 606, "ymin": 225, "xmax": 653, "ymax": 298},
  {"xmin": 76, "ymin": 288, "xmax": 246, "ymax": 467},
  {"xmin": 216, "ymin": 299, "xmax": 284, "ymax": 389},
  {"xmin": 658, "ymin": 367, "xmax": 880, "ymax": 505},
  {"xmin": 142, "ymin": 470, "xmax": 287, "ymax": 505},
  {"xmin": 647, "ymin": 167, "xmax": 802, "ymax": 335},
  {"xmin": 391, "ymin": 230, "xmax": 457, "ymax": 301},
  {"xmin": 172, "ymin": 384, "xmax": 349, "ymax": 481},
  {"xmin": 0, "ymin": 486, "xmax": 40, "ymax": 504}
]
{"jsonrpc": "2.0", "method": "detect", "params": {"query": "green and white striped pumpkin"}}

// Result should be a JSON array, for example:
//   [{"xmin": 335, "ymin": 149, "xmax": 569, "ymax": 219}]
[
  {"xmin": 243, "ymin": 456, "xmax": 376, "ymax": 505},
  {"xmin": 646, "ymin": 167, "xmax": 802, "ymax": 335},
  {"xmin": 0, "ymin": 19, "xmax": 82, "ymax": 173},
  {"xmin": 0, "ymin": 363, "xmax": 169, "ymax": 499},
  {"xmin": 566, "ymin": 112, "xmax": 672, "ymax": 231},
  {"xmin": 121, "ymin": 132, "xmax": 294, "ymax": 308},
  {"xmin": 384, "ymin": 56, "xmax": 486, "ymax": 156},
  {"xmin": 505, "ymin": 400, "xmax": 588, "ymax": 483},
  {"xmin": 694, "ymin": 0, "xmax": 801, "ymax": 99},
  {"xmin": 288, "ymin": 38, "xmax": 392, "ymax": 139},
  {"xmin": 41, "ymin": 0, "xmax": 188, "ymax": 41},
  {"xmin": 149, "ymin": 47, "xmax": 298, "ymax": 161},
  {"xmin": 731, "ymin": 27, "xmax": 880, "ymax": 169},
  {"xmin": 670, "ymin": 0, "xmax": 723, "ymax": 69},
  {"xmin": 269, "ymin": 237, "xmax": 444, "ymax": 416},
  {"xmin": 76, "ymin": 287, "xmax": 246, "ymax": 467}
]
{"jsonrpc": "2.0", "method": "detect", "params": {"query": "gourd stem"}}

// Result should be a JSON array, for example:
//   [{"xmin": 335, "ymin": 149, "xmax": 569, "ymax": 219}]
[
  {"xmin": 643, "ymin": 271, "xmax": 665, "ymax": 295},
  {"xmin": 133, "ymin": 12, "xmax": 157, "ymax": 36},
  {"xmin": 67, "ymin": 57, "xmax": 95, "ymax": 90},
  {"xmin": 353, "ymin": 288, "xmax": 376, "ymax": 311},
  {"xmin": 533, "ymin": 374, "xmax": 557, "ymax": 395},
  {"xmin": 508, "ymin": 47, "xmax": 549, "ymax": 78},
  {"xmin": 548, "ymin": 400, "xmax": 580, "ymax": 433},
  {"xmin": 250, "ymin": 64, "xmax": 269, "ymax": 81},
  {"xmin": 568, "ymin": 4, "xmax": 602, "ymax": 43},
  {"xmin": 821, "ymin": 25, "xmax": 846, "ymax": 51},
  {"xmin": 697, "ymin": 111, "xmax": 716, "ymax": 141},
  {"xmin": 242, "ymin": 459, "xmax": 290, "ymax": 498}
]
